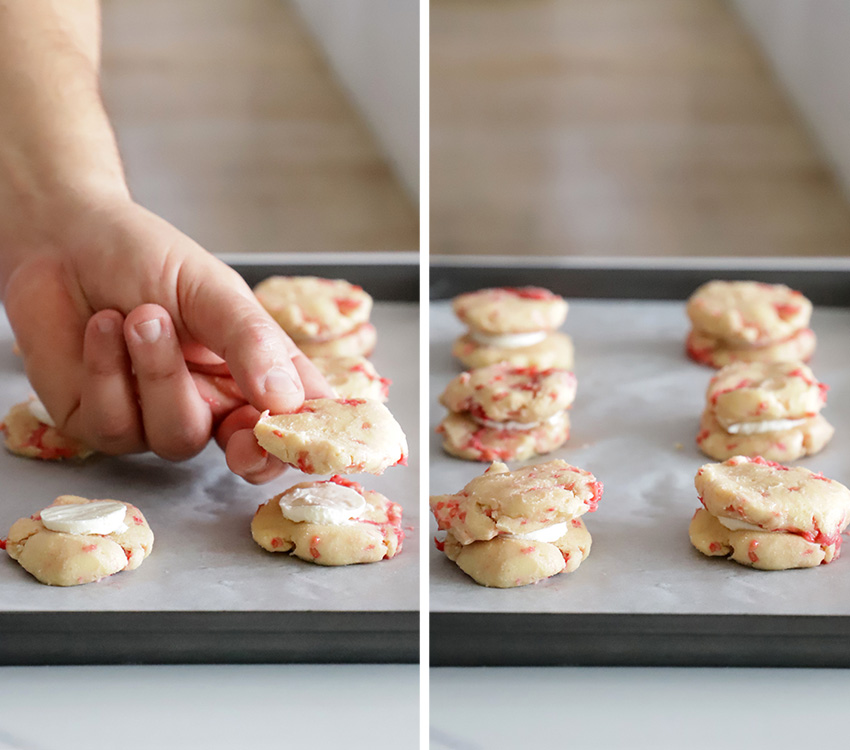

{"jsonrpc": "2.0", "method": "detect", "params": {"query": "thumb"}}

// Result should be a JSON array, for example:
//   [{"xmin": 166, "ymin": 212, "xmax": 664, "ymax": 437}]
[{"xmin": 177, "ymin": 257, "xmax": 306, "ymax": 414}]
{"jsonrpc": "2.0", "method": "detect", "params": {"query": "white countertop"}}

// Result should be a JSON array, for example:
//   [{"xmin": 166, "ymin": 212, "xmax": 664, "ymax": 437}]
[{"xmin": 0, "ymin": 664, "xmax": 418, "ymax": 750}]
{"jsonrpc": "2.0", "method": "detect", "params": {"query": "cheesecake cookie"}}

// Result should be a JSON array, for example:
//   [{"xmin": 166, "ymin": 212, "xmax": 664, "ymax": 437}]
[
  {"xmin": 696, "ymin": 456, "xmax": 850, "ymax": 546},
  {"xmin": 252, "ymin": 476, "xmax": 403, "ymax": 565},
  {"xmin": 441, "ymin": 518, "xmax": 591, "ymax": 588},
  {"xmin": 1, "ymin": 398, "xmax": 94, "ymax": 461},
  {"xmin": 4, "ymin": 495, "xmax": 154, "ymax": 586}
]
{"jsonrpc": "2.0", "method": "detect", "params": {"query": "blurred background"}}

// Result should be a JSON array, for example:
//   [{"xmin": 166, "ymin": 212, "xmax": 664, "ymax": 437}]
[
  {"xmin": 431, "ymin": 0, "xmax": 850, "ymax": 257},
  {"xmin": 100, "ymin": 0, "xmax": 419, "ymax": 255}
]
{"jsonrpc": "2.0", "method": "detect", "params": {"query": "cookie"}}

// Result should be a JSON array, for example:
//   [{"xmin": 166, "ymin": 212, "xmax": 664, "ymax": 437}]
[
  {"xmin": 440, "ymin": 364, "xmax": 577, "ymax": 423},
  {"xmin": 689, "ymin": 508, "xmax": 838, "ymax": 570},
  {"xmin": 310, "ymin": 356, "xmax": 390, "ymax": 402},
  {"xmin": 687, "ymin": 281, "xmax": 812, "ymax": 347},
  {"xmin": 452, "ymin": 331, "xmax": 574, "ymax": 370},
  {"xmin": 4, "ymin": 495, "xmax": 154, "ymax": 586},
  {"xmin": 438, "ymin": 411, "xmax": 571, "ymax": 462},
  {"xmin": 686, "ymin": 327, "xmax": 816, "ymax": 369},
  {"xmin": 438, "ymin": 363, "xmax": 576, "ymax": 461},
  {"xmin": 254, "ymin": 398, "xmax": 408, "ymax": 475},
  {"xmin": 696, "ymin": 409, "xmax": 834, "ymax": 462},
  {"xmin": 695, "ymin": 456, "xmax": 850, "ymax": 546},
  {"xmin": 1, "ymin": 398, "xmax": 94, "ymax": 461},
  {"xmin": 696, "ymin": 360, "xmax": 833, "ymax": 461},
  {"xmin": 452, "ymin": 287, "xmax": 568, "ymax": 334},
  {"xmin": 254, "ymin": 276, "xmax": 373, "ymax": 343},
  {"xmin": 251, "ymin": 476, "xmax": 403, "ymax": 566},
  {"xmin": 296, "ymin": 322, "xmax": 377, "ymax": 359},
  {"xmin": 430, "ymin": 460, "xmax": 602, "ymax": 546},
  {"xmin": 440, "ymin": 518, "xmax": 591, "ymax": 588},
  {"xmin": 707, "ymin": 361, "xmax": 829, "ymax": 430}
]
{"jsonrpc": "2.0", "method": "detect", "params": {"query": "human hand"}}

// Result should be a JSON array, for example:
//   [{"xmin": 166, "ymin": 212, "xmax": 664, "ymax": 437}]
[{"xmin": 2, "ymin": 197, "xmax": 333, "ymax": 482}]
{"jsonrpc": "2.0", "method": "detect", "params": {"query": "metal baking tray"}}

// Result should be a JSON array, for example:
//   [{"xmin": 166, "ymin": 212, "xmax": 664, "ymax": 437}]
[
  {"xmin": 430, "ymin": 256, "xmax": 850, "ymax": 668},
  {"xmin": 0, "ymin": 254, "xmax": 419, "ymax": 665}
]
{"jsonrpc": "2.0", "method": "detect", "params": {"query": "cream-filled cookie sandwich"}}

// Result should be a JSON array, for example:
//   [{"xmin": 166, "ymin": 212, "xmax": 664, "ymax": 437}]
[
  {"xmin": 254, "ymin": 276, "xmax": 376, "ymax": 358},
  {"xmin": 1, "ymin": 397, "xmax": 94, "ymax": 461},
  {"xmin": 689, "ymin": 456, "xmax": 850, "ymax": 570},
  {"xmin": 431, "ymin": 460, "xmax": 602, "ymax": 588},
  {"xmin": 3, "ymin": 495, "xmax": 154, "ymax": 586},
  {"xmin": 686, "ymin": 280, "xmax": 815, "ymax": 368},
  {"xmin": 696, "ymin": 361, "xmax": 833, "ymax": 461},
  {"xmin": 252, "ymin": 476, "xmax": 403, "ymax": 565},
  {"xmin": 451, "ymin": 287, "xmax": 574, "ymax": 370},
  {"xmin": 437, "ymin": 363, "xmax": 576, "ymax": 462}
]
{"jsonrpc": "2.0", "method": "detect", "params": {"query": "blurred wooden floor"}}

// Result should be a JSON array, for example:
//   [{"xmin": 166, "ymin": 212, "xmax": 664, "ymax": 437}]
[
  {"xmin": 431, "ymin": 0, "xmax": 850, "ymax": 257},
  {"xmin": 100, "ymin": 0, "xmax": 418, "ymax": 255}
]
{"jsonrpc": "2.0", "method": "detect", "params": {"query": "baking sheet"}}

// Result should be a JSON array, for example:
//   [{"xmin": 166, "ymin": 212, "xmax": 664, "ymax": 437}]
[
  {"xmin": 0, "ymin": 269, "xmax": 419, "ymax": 663},
  {"xmin": 430, "ymin": 276, "xmax": 850, "ymax": 664}
]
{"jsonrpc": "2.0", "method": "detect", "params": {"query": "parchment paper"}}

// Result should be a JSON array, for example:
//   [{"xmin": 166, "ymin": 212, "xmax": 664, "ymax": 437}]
[
  {"xmin": 430, "ymin": 298, "xmax": 850, "ymax": 615},
  {"xmin": 0, "ymin": 302, "xmax": 419, "ymax": 612}
]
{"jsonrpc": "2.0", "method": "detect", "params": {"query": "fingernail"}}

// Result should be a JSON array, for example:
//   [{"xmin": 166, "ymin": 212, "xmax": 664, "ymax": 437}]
[
  {"xmin": 96, "ymin": 317, "xmax": 115, "ymax": 335},
  {"xmin": 263, "ymin": 367, "xmax": 299, "ymax": 396},
  {"xmin": 134, "ymin": 319, "xmax": 163, "ymax": 344}
]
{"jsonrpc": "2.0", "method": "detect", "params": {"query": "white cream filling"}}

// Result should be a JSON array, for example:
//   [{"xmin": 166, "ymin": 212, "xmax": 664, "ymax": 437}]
[
  {"xmin": 470, "ymin": 330, "xmax": 547, "ymax": 348},
  {"xmin": 725, "ymin": 418, "xmax": 806, "ymax": 435},
  {"xmin": 28, "ymin": 397, "xmax": 56, "ymax": 427},
  {"xmin": 280, "ymin": 483, "xmax": 366, "ymax": 525},
  {"xmin": 40, "ymin": 501, "xmax": 128, "ymax": 536},
  {"xmin": 717, "ymin": 516, "xmax": 763, "ymax": 533},
  {"xmin": 504, "ymin": 521, "xmax": 568, "ymax": 543},
  {"xmin": 472, "ymin": 412, "xmax": 563, "ymax": 431}
]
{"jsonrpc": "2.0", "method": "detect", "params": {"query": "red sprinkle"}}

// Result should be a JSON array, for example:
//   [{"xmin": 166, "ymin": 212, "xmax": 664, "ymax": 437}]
[
  {"xmin": 329, "ymin": 475, "xmax": 364, "ymax": 494},
  {"xmin": 309, "ymin": 536, "xmax": 322, "ymax": 559},
  {"xmin": 748, "ymin": 540, "xmax": 760, "ymax": 563}
]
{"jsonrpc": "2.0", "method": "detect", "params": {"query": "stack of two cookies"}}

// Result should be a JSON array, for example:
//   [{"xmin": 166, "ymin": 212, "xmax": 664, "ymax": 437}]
[
  {"xmin": 431, "ymin": 460, "xmax": 602, "ymax": 588},
  {"xmin": 437, "ymin": 363, "xmax": 576, "ymax": 462},
  {"xmin": 689, "ymin": 456, "xmax": 850, "ymax": 571},
  {"xmin": 696, "ymin": 360, "xmax": 834, "ymax": 461},
  {"xmin": 254, "ymin": 275, "xmax": 389, "ymax": 402},
  {"xmin": 451, "ymin": 287, "xmax": 574, "ymax": 370},
  {"xmin": 686, "ymin": 280, "xmax": 816, "ymax": 368}
]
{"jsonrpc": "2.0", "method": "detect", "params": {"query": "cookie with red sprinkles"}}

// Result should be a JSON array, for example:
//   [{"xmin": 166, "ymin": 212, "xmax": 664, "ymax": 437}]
[
  {"xmin": 689, "ymin": 456, "xmax": 850, "ymax": 570},
  {"xmin": 1, "ymin": 398, "xmax": 93, "ymax": 461},
  {"xmin": 685, "ymin": 280, "xmax": 815, "ymax": 368},
  {"xmin": 696, "ymin": 360, "xmax": 834, "ymax": 461},
  {"xmin": 437, "ymin": 363, "xmax": 576, "ymax": 462},
  {"xmin": 254, "ymin": 398, "xmax": 408, "ymax": 475},
  {"xmin": 254, "ymin": 276, "xmax": 375, "ymax": 357},
  {"xmin": 4, "ymin": 495, "xmax": 153, "ymax": 586},
  {"xmin": 430, "ymin": 460, "xmax": 602, "ymax": 587},
  {"xmin": 251, "ymin": 476, "xmax": 403, "ymax": 566}
]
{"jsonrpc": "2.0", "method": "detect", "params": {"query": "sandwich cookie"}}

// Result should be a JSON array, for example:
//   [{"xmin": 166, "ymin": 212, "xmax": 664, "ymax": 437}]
[
  {"xmin": 254, "ymin": 275, "xmax": 376, "ymax": 358},
  {"xmin": 437, "ymin": 363, "xmax": 576, "ymax": 462},
  {"xmin": 696, "ymin": 361, "xmax": 833, "ymax": 461},
  {"xmin": 689, "ymin": 456, "xmax": 850, "ymax": 570},
  {"xmin": 430, "ymin": 460, "xmax": 602, "ymax": 587},
  {"xmin": 451, "ymin": 287, "xmax": 574, "ymax": 369},
  {"xmin": 686, "ymin": 281, "xmax": 815, "ymax": 368}
]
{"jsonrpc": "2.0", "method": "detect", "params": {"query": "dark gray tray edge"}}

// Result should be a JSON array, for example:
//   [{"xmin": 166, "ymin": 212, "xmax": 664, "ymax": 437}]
[
  {"xmin": 430, "ymin": 613, "xmax": 847, "ymax": 668},
  {"xmin": 430, "ymin": 260, "xmax": 850, "ymax": 305},
  {"xmin": 0, "ymin": 611, "xmax": 418, "ymax": 665}
]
